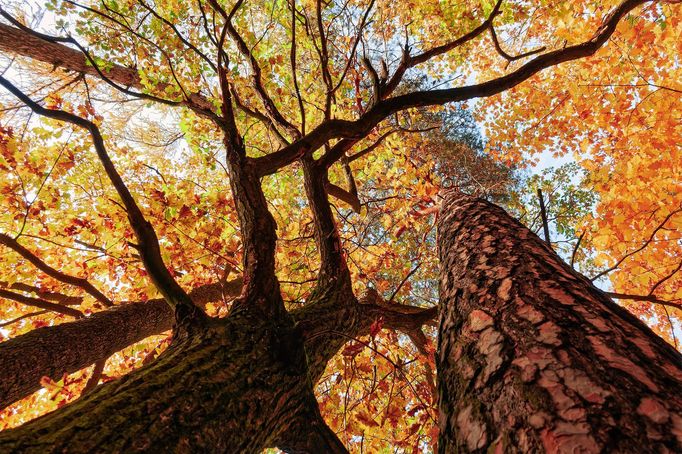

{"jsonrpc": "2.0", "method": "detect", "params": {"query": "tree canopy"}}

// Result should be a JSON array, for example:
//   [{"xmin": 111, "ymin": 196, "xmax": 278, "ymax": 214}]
[{"xmin": 0, "ymin": 0, "xmax": 680, "ymax": 451}]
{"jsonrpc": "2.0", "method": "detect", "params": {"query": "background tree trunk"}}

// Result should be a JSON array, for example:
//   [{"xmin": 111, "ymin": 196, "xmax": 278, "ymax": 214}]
[{"xmin": 437, "ymin": 190, "xmax": 682, "ymax": 453}]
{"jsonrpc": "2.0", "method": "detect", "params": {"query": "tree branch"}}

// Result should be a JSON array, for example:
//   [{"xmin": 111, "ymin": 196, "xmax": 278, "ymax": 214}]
[
  {"xmin": 289, "ymin": 0, "xmax": 306, "ymax": 134},
  {"xmin": 253, "ymin": 0, "xmax": 657, "ymax": 177},
  {"xmin": 0, "ymin": 21, "xmax": 218, "ymax": 120},
  {"xmin": 0, "ymin": 310, "xmax": 48, "ymax": 329},
  {"xmin": 606, "ymin": 292, "xmax": 682, "ymax": 311},
  {"xmin": 489, "ymin": 26, "xmax": 546, "ymax": 62},
  {"xmin": 570, "ymin": 230, "xmax": 586, "ymax": 268},
  {"xmin": 81, "ymin": 356, "xmax": 107, "ymax": 395},
  {"xmin": 315, "ymin": 0, "xmax": 334, "ymax": 120},
  {"xmin": 208, "ymin": 0, "xmax": 301, "ymax": 139},
  {"xmin": 0, "ymin": 77, "xmax": 204, "ymax": 324},
  {"xmin": 0, "ymin": 233, "xmax": 111, "ymax": 306},
  {"xmin": 276, "ymin": 402, "xmax": 348, "ymax": 453},
  {"xmin": 326, "ymin": 181, "xmax": 361, "ymax": 213},
  {"xmin": 302, "ymin": 158, "xmax": 353, "ymax": 292},
  {"xmin": 537, "ymin": 188, "xmax": 551, "ymax": 245},
  {"xmin": 0, "ymin": 278, "xmax": 242, "ymax": 409},
  {"xmin": 0, "ymin": 288, "xmax": 84, "ymax": 318},
  {"xmin": 229, "ymin": 84, "xmax": 290, "ymax": 147},
  {"xmin": 382, "ymin": 0, "xmax": 504, "ymax": 98},
  {"xmin": 648, "ymin": 259, "xmax": 682, "ymax": 296},
  {"xmin": 592, "ymin": 206, "xmax": 682, "ymax": 281}
]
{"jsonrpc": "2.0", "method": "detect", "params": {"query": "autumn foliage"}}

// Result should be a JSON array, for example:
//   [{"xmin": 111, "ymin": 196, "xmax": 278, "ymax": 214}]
[{"xmin": 0, "ymin": 0, "xmax": 680, "ymax": 451}]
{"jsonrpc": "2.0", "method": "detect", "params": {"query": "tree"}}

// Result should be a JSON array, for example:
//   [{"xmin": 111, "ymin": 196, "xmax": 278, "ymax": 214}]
[
  {"xmin": 437, "ymin": 191, "xmax": 682, "ymax": 452},
  {"xmin": 0, "ymin": 0, "xmax": 680, "ymax": 452}
]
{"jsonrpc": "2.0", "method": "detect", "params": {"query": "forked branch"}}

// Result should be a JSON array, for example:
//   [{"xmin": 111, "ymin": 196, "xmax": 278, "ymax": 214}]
[{"xmin": 253, "ymin": 0, "xmax": 657, "ymax": 177}]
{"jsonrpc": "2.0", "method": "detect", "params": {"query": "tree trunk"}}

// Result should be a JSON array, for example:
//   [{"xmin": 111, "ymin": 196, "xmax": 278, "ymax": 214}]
[
  {"xmin": 0, "ymin": 307, "xmax": 333, "ymax": 453},
  {"xmin": 437, "ymin": 190, "xmax": 682, "ymax": 453}
]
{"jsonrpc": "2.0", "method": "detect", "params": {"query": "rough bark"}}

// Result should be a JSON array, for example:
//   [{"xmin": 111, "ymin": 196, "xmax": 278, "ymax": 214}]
[
  {"xmin": 0, "ymin": 308, "xmax": 321, "ymax": 453},
  {"xmin": 437, "ymin": 190, "xmax": 682, "ymax": 453},
  {"xmin": 0, "ymin": 280, "xmax": 241, "ymax": 410},
  {"xmin": 0, "ymin": 24, "xmax": 138, "ymax": 86},
  {"xmin": 301, "ymin": 157, "xmax": 353, "ymax": 295},
  {"xmin": 0, "ymin": 275, "xmax": 437, "ymax": 452}
]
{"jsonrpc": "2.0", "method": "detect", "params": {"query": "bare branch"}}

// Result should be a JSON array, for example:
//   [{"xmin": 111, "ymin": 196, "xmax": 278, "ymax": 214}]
[
  {"xmin": 592, "ymin": 206, "xmax": 682, "ymax": 281},
  {"xmin": 0, "ymin": 310, "xmax": 48, "ymax": 329},
  {"xmin": 230, "ymin": 84, "xmax": 290, "ymax": 147},
  {"xmin": 359, "ymin": 288, "xmax": 438, "ymax": 333},
  {"xmin": 0, "ymin": 20, "xmax": 218, "ymax": 120},
  {"xmin": 490, "ymin": 26, "xmax": 546, "ymax": 62},
  {"xmin": 82, "ymin": 357, "xmax": 107, "ymax": 395},
  {"xmin": 387, "ymin": 263, "xmax": 421, "ymax": 303},
  {"xmin": 0, "ymin": 277, "xmax": 242, "ymax": 409},
  {"xmin": 362, "ymin": 56, "xmax": 381, "ymax": 106},
  {"xmin": 346, "ymin": 129, "xmax": 397, "ymax": 164},
  {"xmin": 382, "ymin": 0, "xmax": 504, "ymax": 98},
  {"xmin": 648, "ymin": 259, "xmax": 682, "ymax": 296},
  {"xmin": 302, "ymin": 158, "xmax": 353, "ymax": 291},
  {"xmin": 315, "ymin": 0, "xmax": 334, "ymax": 119},
  {"xmin": 208, "ymin": 0, "xmax": 300, "ymax": 139},
  {"xmin": 330, "ymin": 0, "xmax": 375, "ymax": 96},
  {"xmin": 326, "ymin": 182, "xmax": 361, "ymax": 213},
  {"xmin": 570, "ymin": 230, "xmax": 586, "ymax": 268},
  {"xmin": 607, "ymin": 292, "xmax": 682, "ymax": 311},
  {"xmin": 137, "ymin": 0, "xmax": 218, "ymax": 73},
  {"xmin": 289, "ymin": 0, "xmax": 306, "ymax": 134},
  {"xmin": 537, "ymin": 188, "xmax": 551, "ymax": 245},
  {"xmin": 0, "ymin": 281, "xmax": 83, "ymax": 305}
]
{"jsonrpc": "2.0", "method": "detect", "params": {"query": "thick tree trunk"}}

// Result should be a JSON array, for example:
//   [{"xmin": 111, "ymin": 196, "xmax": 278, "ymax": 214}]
[
  {"xmin": 0, "ymin": 307, "xmax": 330, "ymax": 453},
  {"xmin": 437, "ymin": 191, "xmax": 682, "ymax": 453},
  {"xmin": 0, "ymin": 277, "xmax": 434, "ymax": 452}
]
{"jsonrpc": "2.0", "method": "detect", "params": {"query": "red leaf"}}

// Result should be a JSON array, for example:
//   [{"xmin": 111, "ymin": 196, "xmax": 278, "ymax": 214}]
[
  {"xmin": 342, "ymin": 342, "xmax": 364, "ymax": 358},
  {"xmin": 370, "ymin": 316, "xmax": 384, "ymax": 338}
]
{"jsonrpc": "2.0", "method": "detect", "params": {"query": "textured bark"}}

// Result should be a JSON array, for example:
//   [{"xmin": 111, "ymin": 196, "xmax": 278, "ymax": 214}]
[
  {"xmin": 437, "ymin": 191, "xmax": 682, "ymax": 453},
  {"xmin": 302, "ymin": 158, "xmax": 353, "ymax": 291},
  {"xmin": 0, "ymin": 308, "xmax": 319, "ymax": 453},
  {"xmin": 0, "ymin": 274, "xmax": 436, "ymax": 452},
  {"xmin": 278, "ymin": 416, "xmax": 349, "ymax": 454},
  {"xmin": 0, "ymin": 24, "xmax": 138, "ymax": 86},
  {"xmin": 0, "ymin": 280, "xmax": 241, "ymax": 409}
]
